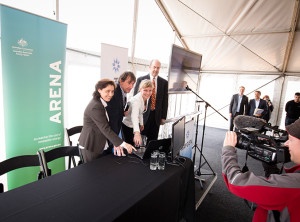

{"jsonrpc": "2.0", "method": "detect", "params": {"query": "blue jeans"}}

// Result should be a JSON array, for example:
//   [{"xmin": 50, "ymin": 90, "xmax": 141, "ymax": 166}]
[{"xmin": 285, "ymin": 117, "xmax": 298, "ymax": 126}]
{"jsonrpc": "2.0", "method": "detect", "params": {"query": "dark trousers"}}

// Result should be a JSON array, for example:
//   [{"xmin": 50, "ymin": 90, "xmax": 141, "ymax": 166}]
[
  {"xmin": 142, "ymin": 110, "xmax": 160, "ymax": 143},
  {"xmin": 81, "ymin": 148, "xmax": 111, "ymax": 163},
  {"xmin": 229, "ymin": 112, "xmax": 241, "ymax": 131},
  {"xmin": 285, "ymin": 117, "xmax": 298, "ymax": 126},
  {"xmin": 122, "ymin": 123, "xmax": 135, "ymax": 146}
]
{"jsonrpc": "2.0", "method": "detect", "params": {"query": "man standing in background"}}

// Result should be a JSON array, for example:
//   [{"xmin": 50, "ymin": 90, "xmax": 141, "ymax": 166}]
[
  {"xmin": 229, "ymin": 86, "xmax": 248, "ymax": 131},
  {"xmin": 133, "ymin": 59, "xmax": 168, "ymax": 143},
  {"xmin": 262, "ymin": 95, "xmax": 274, "ymax": 123},
  {"xmin": 285, "ymin": 92, "xmax": 300, "ymax": 126},
  {"xmin": 106, "ymin": 71, "xmax": 136, "ymax": 151},
  {"xmin": 248, "ymin": 90, "xmax": 268, "ymax": 119}
]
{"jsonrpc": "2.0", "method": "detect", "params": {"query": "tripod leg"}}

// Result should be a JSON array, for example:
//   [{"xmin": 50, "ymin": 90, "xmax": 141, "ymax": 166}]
[
  {"xmin": 194, "ymin": 174, "xmax": 205, "ymax": 189},
  {"xmin": 194, "ymin": 103, "xmax": 216, "ymax": 177},
  {"xmin": 193, "ymin": 145, "xmax": 205, "ymax": 189},
  {"xmin": 199, "ymin": 152, "xmax": 216, "ymax": 175}
]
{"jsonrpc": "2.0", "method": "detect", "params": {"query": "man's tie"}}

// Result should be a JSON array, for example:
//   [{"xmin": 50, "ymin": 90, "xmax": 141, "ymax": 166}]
[
  {"xmin": 151, "ymin": 77, "xmax": 156, "ymax": 110},
  {"xmin": 123, "ymin": 95, "xmax": 127, "ymax": 109}
]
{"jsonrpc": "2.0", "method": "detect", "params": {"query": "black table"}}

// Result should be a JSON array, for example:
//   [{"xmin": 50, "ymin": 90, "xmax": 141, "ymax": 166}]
[{"xmin": 0, "ymin": 154, "xmax": 195, "ymax": 222}]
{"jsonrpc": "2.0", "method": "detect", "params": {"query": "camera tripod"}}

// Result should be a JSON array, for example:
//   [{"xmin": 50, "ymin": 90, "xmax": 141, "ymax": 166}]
[{"xmin": 187, "ymin": 87, "xmax": 227, "ymax": 189}]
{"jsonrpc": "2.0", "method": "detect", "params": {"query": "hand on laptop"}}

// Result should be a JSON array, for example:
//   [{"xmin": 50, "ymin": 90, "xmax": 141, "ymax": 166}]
[
  {"xmin": 114, "ymin": 146, "xmax": 126, "ymax": 156},
  {"xmin": 133, "ymin": 132, "xmax": 142, "ymax": 147},
  {"xmin": 119, "ymin": 142, "xmax": 136, "ymax": 155}
]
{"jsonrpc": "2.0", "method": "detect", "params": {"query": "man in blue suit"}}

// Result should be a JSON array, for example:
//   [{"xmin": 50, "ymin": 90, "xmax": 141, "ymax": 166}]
[
  {"xmin": 248, "ymin": 90, "xmax": 268, "ymax": 120},
  {"xmin": 229, "ymin": 86, "xmax": 249, "ymax": 131},
  {"xmin": 133, "ymin": 59, "xmax": 168, "ymax": 143},
  {"xmin": 106, "ymin": 71, "xmax": 136, "ymax": 151}
]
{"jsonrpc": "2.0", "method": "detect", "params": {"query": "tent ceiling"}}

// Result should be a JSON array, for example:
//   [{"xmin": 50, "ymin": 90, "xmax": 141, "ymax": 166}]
[{"xmin": 156, "ymin": 0, "xmax": 300, "ymax": 75}]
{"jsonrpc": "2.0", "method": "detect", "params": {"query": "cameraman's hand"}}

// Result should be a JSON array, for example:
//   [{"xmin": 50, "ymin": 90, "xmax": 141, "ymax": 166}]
[{"xmin": 223, "ymin": 131, "xmax": 237, "ymax": 147}]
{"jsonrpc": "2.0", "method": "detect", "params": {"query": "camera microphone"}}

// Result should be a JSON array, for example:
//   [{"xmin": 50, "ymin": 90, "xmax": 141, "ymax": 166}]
[
  {"xmin": 185, "ymin": 85, "xmax": 191, "ymax": 91},
  {"xmin": 234, "ymin": 115, "xmax": 266, "ymax": 131}
]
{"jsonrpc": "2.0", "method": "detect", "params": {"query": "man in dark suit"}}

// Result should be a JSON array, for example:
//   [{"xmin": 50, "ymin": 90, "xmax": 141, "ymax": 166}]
[
  {"xmin": 249, "ymin": 91, "xmax": 278, "ymax": 177},
  {"xmin": 248, "ymin": 90, "xmax": 268, "ymax": 119},
  {"xmin": 106, "ymin": 71, "xmax": 136, "ymax": 151},
  {"xmin": 133, "ymin": 59, "xmax": 168, "ymax": 142},
  {"xmin": 229, "ymin": 86, "xmax": 248, "ymax": 131}
]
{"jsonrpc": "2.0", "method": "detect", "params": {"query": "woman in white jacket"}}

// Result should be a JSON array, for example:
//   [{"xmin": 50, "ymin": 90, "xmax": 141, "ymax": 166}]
[{"xmin": 122, "ymin": 79, "xmax": 153, "ymax": 147}]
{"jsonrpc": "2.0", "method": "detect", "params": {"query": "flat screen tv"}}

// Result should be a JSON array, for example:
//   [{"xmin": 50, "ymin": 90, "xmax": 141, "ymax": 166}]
[
  {"xmin": 171, "ymin": 116, "xmax": 185, "ymax": 161},
  {"xmin": 168, "ymin": 44, "xmax": 202, "ymax": 94}
]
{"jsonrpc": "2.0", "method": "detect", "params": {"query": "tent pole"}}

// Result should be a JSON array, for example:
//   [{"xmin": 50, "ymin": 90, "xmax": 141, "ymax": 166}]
[
  {"xmin": 55, "ymin": 0, "xmax": 59, "ymax": 21},
  {"xmin": 130, "ymin": 0, "xmax": 139, "ymax": 74}
]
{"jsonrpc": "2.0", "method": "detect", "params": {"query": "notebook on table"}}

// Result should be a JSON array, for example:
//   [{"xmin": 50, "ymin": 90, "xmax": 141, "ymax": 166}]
[{"xmin": 132, "ymin": 138, "xmax": 171, "ymax": 159}]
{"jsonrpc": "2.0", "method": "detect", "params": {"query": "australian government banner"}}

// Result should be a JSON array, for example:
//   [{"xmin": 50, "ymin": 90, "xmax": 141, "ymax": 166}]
[
  {"xmin": 101, "ymin": 43, "xmax": 128, "ymax": 81},
  {"xmin": 0, "ymin": 5, "xmax": 67, "ymax": 190}
]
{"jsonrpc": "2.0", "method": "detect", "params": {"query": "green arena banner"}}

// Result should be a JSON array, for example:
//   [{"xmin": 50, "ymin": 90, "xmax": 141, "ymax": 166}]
[{"xmin": 0, "ymin": 5, "xmax": 67, "ymax": 190}]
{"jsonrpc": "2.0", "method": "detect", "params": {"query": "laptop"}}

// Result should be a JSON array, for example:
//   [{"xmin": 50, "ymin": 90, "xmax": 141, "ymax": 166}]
[{"xmin": 132, "ymin": 138, "xmax": 171, "ymax": 159}]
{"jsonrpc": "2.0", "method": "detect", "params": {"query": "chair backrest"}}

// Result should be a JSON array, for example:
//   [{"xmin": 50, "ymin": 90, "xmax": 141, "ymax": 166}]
[
  {"xmin": 0, "ymin": 154, "xmax": 43, "ymax": 193},
  {"xmin": 66, "ymin": 126, "xmax": 83, "ymax": 146},
  {"xmin": 38, "ymin": 146, "xmax": 84, "ymax": 177}
]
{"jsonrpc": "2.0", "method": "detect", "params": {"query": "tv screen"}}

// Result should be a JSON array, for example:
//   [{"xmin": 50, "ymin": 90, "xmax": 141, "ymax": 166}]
[
  {"xmin": 168, "ymin": 44, "xmax": 202, "ymax": 94},
  {"xmin": 171, "ymin": 116, "xmax": 185, "ymax": 161}
]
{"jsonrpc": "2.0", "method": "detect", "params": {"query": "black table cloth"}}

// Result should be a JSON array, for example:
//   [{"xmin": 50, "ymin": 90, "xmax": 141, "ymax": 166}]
[{"xmin": 0, "ymin": 154, "xmax": 195, "ymax": 222}]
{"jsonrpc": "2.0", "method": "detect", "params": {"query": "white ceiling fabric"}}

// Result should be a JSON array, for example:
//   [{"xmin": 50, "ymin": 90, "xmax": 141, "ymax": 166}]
[
  {"xmin": 0, "ymin": 0, "xmax": 299, "ymax": 130},
  {"xmin": 156, "ymin": 0, "xmax": 300, "ymax": 75}
]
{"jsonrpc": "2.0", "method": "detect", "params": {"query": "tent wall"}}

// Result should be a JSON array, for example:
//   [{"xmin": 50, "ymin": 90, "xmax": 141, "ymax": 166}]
[
  {"xmin": 64, "ymin": 48, "xmax": 300, "ymax": 134},
  {"xmin": 195, "ymin": 72, "xmax": 299, "ymax": 130}
]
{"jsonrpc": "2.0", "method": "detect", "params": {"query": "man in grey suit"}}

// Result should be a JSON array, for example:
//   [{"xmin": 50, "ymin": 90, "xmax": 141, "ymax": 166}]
[
  {"xmin": 229, "ymin": 86, "xmax": 249, "ymax": 131},
  {"xmin": 133, "ymin": 59, "xmax": 168, "ymax": 143}
]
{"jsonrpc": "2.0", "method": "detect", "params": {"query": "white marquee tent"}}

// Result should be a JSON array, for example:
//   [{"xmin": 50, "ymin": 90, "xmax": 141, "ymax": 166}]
[
  {"xmin": 1, "ymin": 0, "xmax": 300, "ymax": 130},
  {"xmin": 4, "ymin": 0, "xmax": 300, "ymax": 193},
  {"xmin": 0, "ymin": 0, "xmax": 300, "ymax": 190},
  {"xmin": 155, "ymin": 0, "xmax": 300, "ymax": 130},
  {"xmin": 158, "ymin": 0, "xmax": 300, "ymax": 74}
]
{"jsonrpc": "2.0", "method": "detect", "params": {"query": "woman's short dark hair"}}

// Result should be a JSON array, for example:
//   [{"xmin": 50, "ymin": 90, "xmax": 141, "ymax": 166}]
[{"xmin": 93, "ymin": 78, "xmax": 116, "ymax": 100}]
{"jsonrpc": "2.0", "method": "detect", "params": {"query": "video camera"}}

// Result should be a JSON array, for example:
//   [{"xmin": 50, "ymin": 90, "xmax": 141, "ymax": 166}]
[
  {"xmin": 236, "ymin": 126, "xmax": 290, "ymax": 164},
  {"xmin": 233, "ymin": 115, "xmax": 290, "ymax": 164}
]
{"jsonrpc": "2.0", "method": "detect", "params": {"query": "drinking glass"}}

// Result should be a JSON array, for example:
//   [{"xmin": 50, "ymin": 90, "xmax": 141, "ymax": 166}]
[
  {"xmin": 150, "ymin": 151, "xmax": 158, "ymax": 170},
  {"xmin": 158, "ymin": 152, "xmax": 166, "ymax": 170}
]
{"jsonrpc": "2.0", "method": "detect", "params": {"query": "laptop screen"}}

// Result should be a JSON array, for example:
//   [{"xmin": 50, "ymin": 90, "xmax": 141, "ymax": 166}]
[
  {"xmin": 132, "ymin": 138, "xmax": 171, "ymax": 159},
  {"xmin": 171, "ymin": 116, "xmax": 185, "ymax": 161}
]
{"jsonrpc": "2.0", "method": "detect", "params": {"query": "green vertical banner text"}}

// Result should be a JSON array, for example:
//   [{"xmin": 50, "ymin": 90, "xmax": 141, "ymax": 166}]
[{"xmin": 0, "ymin": 5, "xmax": 67, "ymax": 190}]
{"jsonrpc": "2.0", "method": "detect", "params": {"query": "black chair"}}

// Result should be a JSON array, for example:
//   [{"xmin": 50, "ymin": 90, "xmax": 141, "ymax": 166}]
[
  {"xmin": 66, "ymin": 126, "xmax": 83, "ymax": 169},
  {"xmin": 0, "ymin": 154, "xmax": 43, "ymax": 193},
  {"xmin": 38, "ymin": 146, "xmax": 84, "ymax": 177},
  {"xmin": 66, "ymin": 126, "xmax": 82, "ymax": 146}
]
